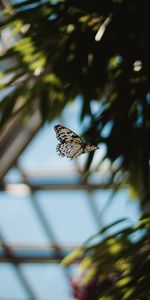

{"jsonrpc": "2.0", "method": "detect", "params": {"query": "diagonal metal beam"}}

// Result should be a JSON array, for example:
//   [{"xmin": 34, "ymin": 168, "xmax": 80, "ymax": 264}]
[
  {"xmin": 0, "ymin": 231, "xmax": 37, "ymax": 299},
  {"xmin": 0, "ymin": 110, "xmax": 42, "ymax": 180}
]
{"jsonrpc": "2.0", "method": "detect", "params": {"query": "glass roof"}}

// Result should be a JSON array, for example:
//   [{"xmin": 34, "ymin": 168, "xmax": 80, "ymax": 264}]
[{"xmin": 0, "ymin": 99, "xmax": 141, "ymax": 299}]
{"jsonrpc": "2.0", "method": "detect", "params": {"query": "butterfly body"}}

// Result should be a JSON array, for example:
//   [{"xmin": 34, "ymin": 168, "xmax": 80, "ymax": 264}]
[{"xmin": 54, "ymin": 125, "xmax": 98, "ymax": 159}]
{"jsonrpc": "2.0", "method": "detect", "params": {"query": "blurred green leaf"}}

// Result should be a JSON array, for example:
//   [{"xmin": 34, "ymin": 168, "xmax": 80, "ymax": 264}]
[{"xmin": 67, "ymin": 216, "xmax": 150, "ymax": 300}]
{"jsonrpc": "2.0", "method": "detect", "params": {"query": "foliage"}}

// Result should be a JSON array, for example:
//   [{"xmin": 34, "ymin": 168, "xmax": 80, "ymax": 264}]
[
  {"xmin": 0, "ymin": 2, "xmax": 150, "ymax": 299},
  {"xmin": 0, "ymin": 1, "xmax": 150, "ymax": 204},
  {"xmin": 0, "ymin": 1, "xmax": 150, "ymax": 203},
  {"xmin": 62, "ymin": 216, "xmax": 150, "ymax": 300}
]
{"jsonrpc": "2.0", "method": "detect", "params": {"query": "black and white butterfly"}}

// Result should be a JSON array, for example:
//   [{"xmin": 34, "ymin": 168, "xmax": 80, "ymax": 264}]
[{"xmin": 54, "ymin": 125, "xmax": 99, "ymax": 159}]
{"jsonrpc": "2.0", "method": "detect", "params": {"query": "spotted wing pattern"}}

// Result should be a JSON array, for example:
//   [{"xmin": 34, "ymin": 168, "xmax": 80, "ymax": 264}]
[
  {"xmin": 54, "ymin": 125, "xmax": 83, "ymax": 144},
  {"xmin": 54, "ymin": 125, "xmax": 98, "ymax": 159},
  {"xmin": 54, "ymin": 125, "xmax": 85, "ymax": 159},
  {"xmin": 56, "ymin": 142, "xmax": 84, "ymax": 159}
]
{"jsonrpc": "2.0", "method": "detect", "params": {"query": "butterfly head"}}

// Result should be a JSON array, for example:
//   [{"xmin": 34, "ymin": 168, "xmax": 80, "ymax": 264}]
[{"xmin": 84, "ymin": 143, "xmax": 99, "ymax": 153}]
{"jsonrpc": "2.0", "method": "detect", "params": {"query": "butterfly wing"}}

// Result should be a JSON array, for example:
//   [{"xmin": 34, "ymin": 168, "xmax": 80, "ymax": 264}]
[
  {"xmin": 56, "ymin": 142, "xmax": 84, "ymax": 159},
  {"xmin": 54, "ymin": 125, "xmax": 83, "ymax": 144},
  {"xmin": 54, "ymin": 125, "xmax": 98, "ymax": 159}
]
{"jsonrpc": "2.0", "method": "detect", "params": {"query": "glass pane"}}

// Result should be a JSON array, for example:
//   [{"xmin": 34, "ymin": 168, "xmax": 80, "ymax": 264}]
[
  {"xmin": 0, "ymin": 263, "xmax": 28, "ymax": 300},
  {"xmin": 0, "ymin": 192, "xmax": 49, "ymax": 244},
  {"xmin": 21, "ymin": 263, "xmax": 73, "ymax": 300},
  {"xmin": 94, "ymin": 189, "xmax": 141, "ymax": 232},
  {"xmin": 36, "ymin": 190, "xmax": 98, "ymax": 244},
  {"xmin": 4, "ymin": 167, "xmax": 23, "ymax": 183}
]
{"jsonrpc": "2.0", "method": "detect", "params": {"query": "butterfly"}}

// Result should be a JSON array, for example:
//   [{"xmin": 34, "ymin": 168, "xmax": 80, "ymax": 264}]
[{"xmin": 54, "ymin": 125, "xmax": 99, "ymax": 159}]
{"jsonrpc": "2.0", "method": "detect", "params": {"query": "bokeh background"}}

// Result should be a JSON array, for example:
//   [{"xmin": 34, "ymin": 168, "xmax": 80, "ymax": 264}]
[{"xmin": 0, "ymin": 1, "xmax": 150, "ymax": 300}]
